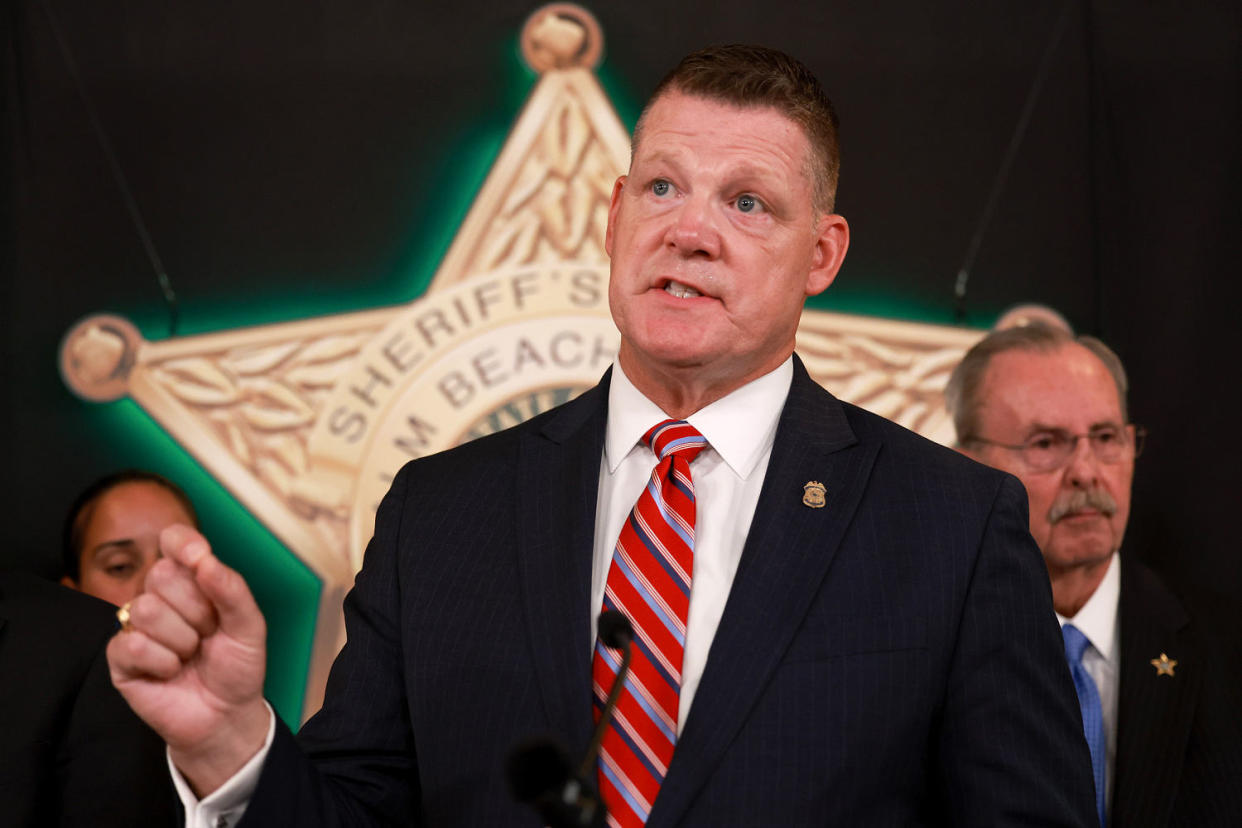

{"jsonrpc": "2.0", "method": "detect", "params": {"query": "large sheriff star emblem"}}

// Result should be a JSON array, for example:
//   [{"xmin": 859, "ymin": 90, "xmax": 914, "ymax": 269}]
[{"xmin": 59, "ymin": 4, "xmax": 982, "ymax": 715}]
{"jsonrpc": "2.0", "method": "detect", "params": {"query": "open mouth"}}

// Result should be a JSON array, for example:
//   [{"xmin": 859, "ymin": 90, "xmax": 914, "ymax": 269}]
[{"xmin": 663, "ymin": 280, "xmax": 702, "ymax": 299}]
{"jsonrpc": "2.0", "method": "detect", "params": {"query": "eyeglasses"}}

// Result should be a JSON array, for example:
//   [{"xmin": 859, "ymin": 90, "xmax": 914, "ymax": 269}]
[{"xmin": 965, "ymin": 424, "xmax": 1146, "ymax": 473}]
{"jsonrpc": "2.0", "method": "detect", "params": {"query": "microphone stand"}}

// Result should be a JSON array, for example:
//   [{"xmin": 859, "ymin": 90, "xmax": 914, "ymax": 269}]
[
  {"xmin": 508, "ymin": 610, "xmax": 633, "ymax": 828},
  {"xmin": 578, "ymin": 614, "xmax": 632, "ymax": 782}
]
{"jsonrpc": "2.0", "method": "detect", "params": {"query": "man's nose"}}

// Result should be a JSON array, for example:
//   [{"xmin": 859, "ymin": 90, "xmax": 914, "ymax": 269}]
[
  {"xmin": 1064, "ymin": 436, "xmax": 1100, "ymax": 488},
  {"xmin": 665, "ymin": 196, "xmax": 721, "ymax": 258}
]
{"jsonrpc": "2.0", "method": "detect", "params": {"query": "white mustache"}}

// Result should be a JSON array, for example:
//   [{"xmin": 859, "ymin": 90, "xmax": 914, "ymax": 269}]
[{"xmin": 1047, "ymin": 489, "xmax": 1117, "ymax": 524}]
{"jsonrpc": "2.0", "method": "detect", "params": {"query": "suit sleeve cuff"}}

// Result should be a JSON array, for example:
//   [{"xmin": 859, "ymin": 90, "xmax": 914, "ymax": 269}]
[{"xmin": 168, "ymin": 700, "xmax": 277, "ymax": 828}]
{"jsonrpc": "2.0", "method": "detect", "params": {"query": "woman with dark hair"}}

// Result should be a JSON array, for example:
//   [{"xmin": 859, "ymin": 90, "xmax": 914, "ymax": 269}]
[{"xmin": 61, "ymin": 470, "xmax": 198, "ymax": 606}]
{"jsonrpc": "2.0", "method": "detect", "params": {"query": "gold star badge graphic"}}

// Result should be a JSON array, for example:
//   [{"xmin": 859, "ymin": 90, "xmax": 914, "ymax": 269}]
[{"xmin": 1150, "ymin": 653, "xmax": 1178, "ymax": 677}]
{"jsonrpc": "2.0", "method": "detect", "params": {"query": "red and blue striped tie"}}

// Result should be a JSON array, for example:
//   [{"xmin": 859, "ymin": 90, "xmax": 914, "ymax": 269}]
[{"xmin": 593, "ymin": 419, "xmax": 707, "ymax": 827}]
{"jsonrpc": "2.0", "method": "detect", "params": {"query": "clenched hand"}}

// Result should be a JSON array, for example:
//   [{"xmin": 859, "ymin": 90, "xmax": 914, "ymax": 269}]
[{"xmin": 107, "ymin": 524, "xmax": 271, "ymax": 796}]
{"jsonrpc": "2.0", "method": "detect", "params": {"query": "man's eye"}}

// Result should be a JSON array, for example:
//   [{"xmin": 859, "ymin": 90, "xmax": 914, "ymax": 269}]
[
  {"xmin": 1093, "ymin": 428, "xmax": 1120, "ymax": 445},
  {"xmin": 736, "ymin": 194, "xmax": 763, "ymax": 213},
  {"xmin": 1028, "ymin": 435, "xmax": 1059, "ymax": 452},
  {"xmin": 651, "ymin": 180, "xmax": 672, "ymax": 197},
  {"xmin": 105, "ymin": 563, "xmax": 136, "ymax": 578}
]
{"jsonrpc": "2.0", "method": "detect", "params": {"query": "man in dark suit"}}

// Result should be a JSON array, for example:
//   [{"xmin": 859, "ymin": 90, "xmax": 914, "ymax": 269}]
[
  {"xmin": 0, "ymin": 570, "xmax": 177, "ymax": 826},
  {"xmin": 947, "ymin": 323, "xmax": 1242, "ymax": 826},
  {"xmin": 107, "ymin": 45, "xmax": 1097, "ymax": 826}
]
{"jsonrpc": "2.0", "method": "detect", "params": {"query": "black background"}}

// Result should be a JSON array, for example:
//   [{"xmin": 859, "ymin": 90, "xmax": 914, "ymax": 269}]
[{"xmin": 6, "ymin": 1, "xmax": 1240, "ymax": 608}]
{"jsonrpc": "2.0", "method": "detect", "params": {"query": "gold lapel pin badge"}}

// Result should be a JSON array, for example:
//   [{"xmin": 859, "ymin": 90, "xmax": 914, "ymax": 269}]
[
  {"xmin": 802, "ymin": 481, "xmax": 826, "ymax": 508},
  {"xmin": 1150, "ymin": 653, "xmax": 1177, "ymax": 677}
]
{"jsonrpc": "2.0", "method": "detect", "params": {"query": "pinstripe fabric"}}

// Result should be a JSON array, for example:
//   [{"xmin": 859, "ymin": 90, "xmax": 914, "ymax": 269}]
[
  {"xmin": 237, "ymin": 360, "xmax": 1100, "ymax": 827},
  {"xmin": 593, "ymin": 420, "xmax": 706, "ymax": 828},
  {"xmin": 1111, "ymin": 560, "xmax": 1242, "ymax": 827}
]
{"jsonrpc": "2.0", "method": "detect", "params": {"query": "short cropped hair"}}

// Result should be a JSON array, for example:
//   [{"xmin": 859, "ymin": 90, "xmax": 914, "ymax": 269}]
[
  {"xmin": 61, "ymin": 469, "xmax": 199, "ymax": 582},
  {"xmin": 945, "ymin": 323, "xmax": 1130, "ymax": 445},
  {"xmin": 634, "ymin": 44, "xmax": 842, "ymax": 214}
]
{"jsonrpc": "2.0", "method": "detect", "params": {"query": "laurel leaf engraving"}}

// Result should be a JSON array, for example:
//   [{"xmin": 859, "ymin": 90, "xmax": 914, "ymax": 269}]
[
  {"xmin": 794, "ymin": 339, "xmax": 847, "ymax": 361},
  {"xmin": 510, "ymin": 216, "xmax": 542, "ymax": 265},
  {"xmin": 838, "ymin": 373, "xmax": 889, "ymax": 403},
  {"xmin": 538, "ymin": 178, "xmax": 571, "ymax": 248},
  {"xmin": 579, "ymin": 227, "xmax": 606, "ymax": 263},
  {"xmin": 478, "ymin": 215, "xmax": 525, "ymax": 271},
  {"xmin": 911, "ymin": 373, "xmax": 952, "ymax": 394},
  {"xmin": 795, "ymin": 330, "xmax": 849, "ymax": 357},
  {"xmin": 238, "ymin": 378, "xmax": 314, "ymax": 430},
  {"xmin": 563, "ymin": 176, "xmax": 595, "ymax": 254},
  {"xmin": 541, "ymin": 100, "xmax": 566, "ymax": 175},
  {"xmin": 544, "ymin": 98, "xmax": 590, "ymax": 179},
  {"xmin": 565, "ymin": 103, "xmax": 592, "ymax": 174},
  {"xmin": 502, "ymin": 157, "xmax": 547, "ymax": 218},
  {"xmin": 261, "ymin": 432, "xmax": 308, "ymax": 475},
  {"xmin": 580, "ymin": 144, "xmax": 617, "ymax": 201},
  {"xmin": 240, "ymin": 406, "xmax": 307, "ymax": 431},
  {"xmin": 898, "ymin": 349, "xmax": 966, "ymax": 392},
  {"xmin": 155, "ymin": 359, "xmax": 239, "ymax": 406},
  {"xmin": 255, "ymin": 455, "xmax": 292, "ymax": 498},
  {"xmin": 893, "ymin": 401, "xmax": 929, "ymax": 431},
  {"xmin": 793, "ymin": 331, "xmax": 969, "ymax": 443},
  {"xmin": 224, "ymin": 419, "xmax": 253, "ymax": 466},
  {"xmin": 480, "ymin": 213, "xmax": 541, "ymax": 272},
  {"xmin": 862, "ymin": 389, "xmax": 909, "ymax": 419},
  {"xmin": 842, "ymin": 335, "xmax": 915, "ymax": 369},
  {"xmin": 481, "ymin": 93, "xmax": 617, "ymax": 274},
  {"xmin": 795, "ymin": 351, "xmax": 853, "ymax": 380},
  {"xmin": 290, "ymin": 472, "xmax": 351, "ymax": 517},
  {"xmin": 224, "ymin": 341, "xmax": 302, "ymax": 375}
]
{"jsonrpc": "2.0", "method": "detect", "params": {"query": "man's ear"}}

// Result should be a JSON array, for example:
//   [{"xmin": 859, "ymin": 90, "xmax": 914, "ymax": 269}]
[
  {"xmin": 604, "ymin": 176, "xmax": 626, "ymax": 258},
  {"xmin": 805, "ymin": 213, "xmax": 849, "ymax": 297},
  {"xmin": 60, "ymin": 574, "xmax": 79, "ymax": 590}
]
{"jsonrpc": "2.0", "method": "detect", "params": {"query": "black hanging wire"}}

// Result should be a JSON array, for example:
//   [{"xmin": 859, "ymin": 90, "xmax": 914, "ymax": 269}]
[
  {"xmin": 953, "ymin": 0, "xmax": 1076, "ymax": 324},
  {"xmin": 1081, "ymin": 0, "xmax": 1109, "ymax": 339},
  {"xmin": 39, "ymin": 0, "xmax": 180, "ymax": 336}
]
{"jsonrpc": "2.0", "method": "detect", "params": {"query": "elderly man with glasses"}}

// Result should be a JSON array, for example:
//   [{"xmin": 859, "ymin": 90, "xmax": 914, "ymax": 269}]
[{"xmin": 946, "ymin": 322, "xmax": 1242, "ymax": 828}]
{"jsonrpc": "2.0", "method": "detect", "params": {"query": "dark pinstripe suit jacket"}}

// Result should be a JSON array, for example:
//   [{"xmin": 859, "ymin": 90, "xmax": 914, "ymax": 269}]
[
  {"xmin": 0, "ymin": 571, "xmax": 177, "ymax": 827},
  {"xmin": 1111, "ymin": 559, "xmax": 1242, "ymax": 827},
  {"xmin": 241, "ymin": 358, "xmax": 1097, "ymax": 826}
]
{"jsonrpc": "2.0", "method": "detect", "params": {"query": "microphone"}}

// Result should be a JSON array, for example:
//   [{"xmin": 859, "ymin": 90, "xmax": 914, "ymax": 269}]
[
  {"xmin": 506, "ymin": 610, "xmax": 633, "ymax": 828},
  {"xmin": 579, "ymin": 610, "xmax": 632, "ymax": 778}
]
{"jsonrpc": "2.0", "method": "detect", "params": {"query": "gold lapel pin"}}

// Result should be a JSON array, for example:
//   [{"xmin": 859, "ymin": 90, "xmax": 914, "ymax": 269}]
[
  {"xmin": 802, "ymin": 481, "xmax": 826, "ymax": 508},
  {"xmin": 1150, "ymin": 653, "xmax": 1178, "ymax": 677}
]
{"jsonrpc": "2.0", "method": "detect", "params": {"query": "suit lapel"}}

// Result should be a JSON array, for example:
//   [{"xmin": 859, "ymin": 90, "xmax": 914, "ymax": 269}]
[
  {"xmin": 651, "ymin": 359, "xmax": 877, "ymax": 828},
  {"xmin": 1112, "ymin": 560, "xmax": 1198, "ymax": 826},
  {"xmin": 515, "ymin": 373, "xmax": 610, "ymax": 756}
]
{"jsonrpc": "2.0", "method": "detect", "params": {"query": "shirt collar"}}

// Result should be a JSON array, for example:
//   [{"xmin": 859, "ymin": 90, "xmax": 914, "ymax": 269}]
[
  {"xmin": 605, "ymin": 357, "xmax": 793, "ymax": 479},
  {"xmin": 1056, "ymin": 550, "xmax": 1120, "ymax": 663}
]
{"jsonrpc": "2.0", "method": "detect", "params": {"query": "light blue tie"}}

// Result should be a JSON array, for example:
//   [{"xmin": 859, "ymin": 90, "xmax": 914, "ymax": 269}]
[{"xmin": 1063, "ymin": 623, "xmax": 1107, "ymax": 827}]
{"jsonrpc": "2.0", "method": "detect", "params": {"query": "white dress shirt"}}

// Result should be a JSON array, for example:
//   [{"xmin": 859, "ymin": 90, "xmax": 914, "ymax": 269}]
[
  {"xmin": 171, "ymin": 703, "xmax": 275, "ymax": 828},
  {"xmin": 175, "ymin": 357, "xmax": 793, "ymax": 824},
  {"xmin": 592, "ymin": 358, "xmax": 790, "ymax": 731},
  {"xmin": 1056, "ymin": 550, "xmax": 1121, "ymax": 816}
]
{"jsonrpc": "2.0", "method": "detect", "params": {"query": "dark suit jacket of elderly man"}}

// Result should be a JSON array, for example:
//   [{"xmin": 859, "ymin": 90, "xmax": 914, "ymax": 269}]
[
  {"xmin": 238, "ymin": 357, "xmax": 1098, "ymax": 827},
  {"xmin": 1110, "ymin": 559, "xmax": 1242, "ymax": 827},
  {"xmin": 0, "ymin": 570, "xmax": 178, "ymax": 827}
]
